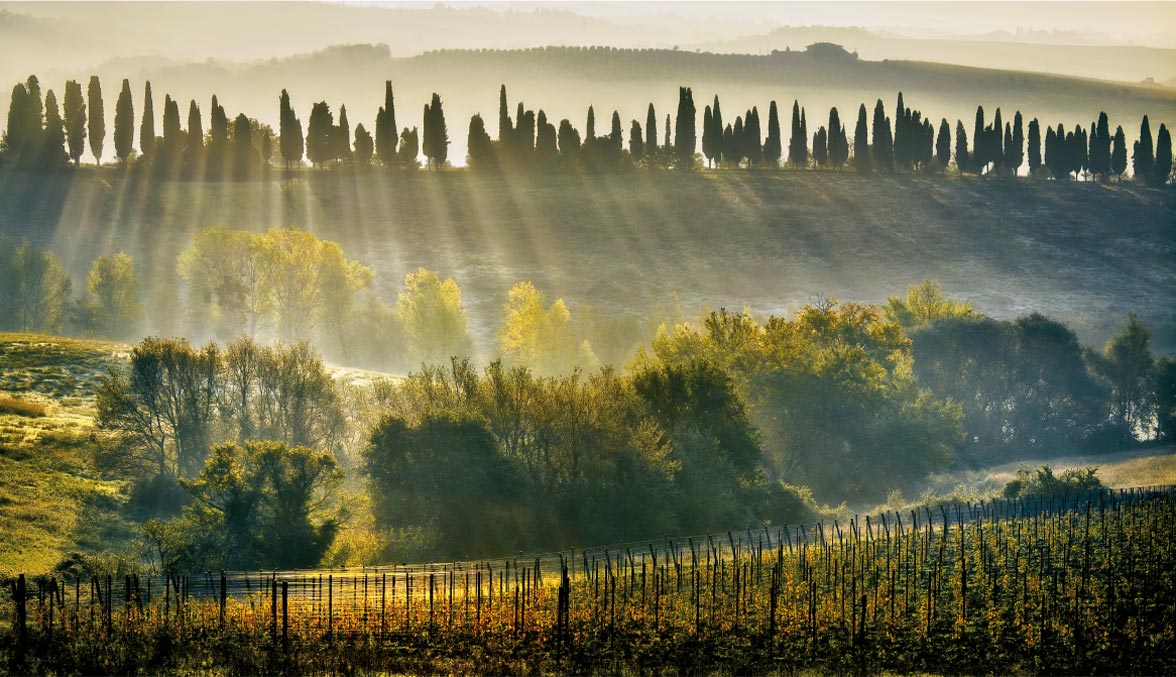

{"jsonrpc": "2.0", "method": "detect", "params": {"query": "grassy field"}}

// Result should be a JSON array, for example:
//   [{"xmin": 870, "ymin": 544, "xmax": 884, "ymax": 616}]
[
  {"xmin": 1, "ymin": 170, "xmax": 1173, "ymax": 357},
  {"xmin": 0, "ymin": 334, "xmax": 135, "ymax": 576}
]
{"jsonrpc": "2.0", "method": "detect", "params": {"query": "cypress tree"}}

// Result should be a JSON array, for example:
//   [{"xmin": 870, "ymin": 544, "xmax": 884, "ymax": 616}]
[
  {"xmin": 702, "ymin": 104, "xmax": 715, "ymax": 167},
  {"xmin": 279, "ymin": 89, "xmax": 303, "ymax": 171},
  {"xmin": 208, "ymin": 95, "xmax": 229, "ymax": 176},
  {"xmin": 376, "ymin": 81, "xmax": 397, "ymax": 167},
  {"xmin": 1133, "ymin": 115, "xmax": 1153, "ymax": 182},
  {"xmin": 354, "ymin": 123, "xmax": 373, "ymax": 165},
  {"xmin": 4, "ymin": 83, "xmax": 30, "ymax": 160},
  {"xmin": 536, "ymin": 110, "xmax": 558, "ymax": 168},
  {"xmin": 1045, "ymin": 125, "xmax": 1058, "ymax": 178},
  {"xmin": 1153, "ymin": 123, "xmax": 1172, "ymax": 186},
  {"xmin": 1111, "ymin": 125, "xmax": 1127, "ymax": 180},
  {"xmin": 789, "ymin": 100, "xmax": 804, "ymax": 168},
  {"xmin": 1003, "ymin": 123, "xmax": 1014, "ymax": 175},
  {"xmin": 1090, "ymin": 111, "xmax": 1110, "ymax": 179},
  {"xmin": 664, "ymin": 114, "xmax": 671, "ymax": 155},
  {"xmin": 972, "ymin": 106, "xmax": 984, "ymax": 173},
  {"xmin": 337, "ymin": 104, "xmax": 351, "ymax": 162},
  {"xmin": 629, "ymin": 119, "xmax": 644, "ymax": 164},
  {"xmin": 87, "ymin": 76, "xmax": 105, "ymax": 166},
  {"xmin": 872, "ymin": 99, "xmax": 890, "ymax": 172},
  {"xmin": 467, "ymin": 113, "xmax": 498, "ymax": 171},
  {"xmin": 232, "ymin": 112, "xmax": 253, "ymax": 178},
  {"xmin": 423, "ymin": 93, "xmax": 448, "ymax": 170},
  {"xmin": 746, "ymin": 107, "xmax": 762, "ymax": 166},
  {"xmin": 732, "ymin": 116, "xmax": 745, "ymax": 166},
  {"xmin": 813, "ymin": 126, "xmax": 827, "ymax": 168},
  {"xmin": 1027, "ymin": 118, "xmax": 1041, "ymax": 176},
  {"xmin": 160, "ymin": 94, "xmax": 181, "ymax": 170},
  {"xmin": 826, "ymin": 107, "xmax": 845, "ymax": 169},
  {"xmin": 936, "ymin": 118, "xmax": 951, "ymax": 171},
  {"xmin": 893, "ymin": 92, "xmax": 907, "ymax": 169},
  {"xmin": 11, "ymin": 76, "xmax": 43, "ymax": 163},
  {"xmin": 398, "ymin": 126, "xmax": 419, "ymax": 169},
  {"xmin": 991, "ymin": 109, "xmax": 1005, "ymax": 173},
  {"xmin": 113, "ymin": 79, "xmax": 134, "ymax": 164},
  {"xmin": 63, "ymin": 80, "xmax": 86, "ymax": 166},
  {"xmin": 763, "ymin": 100, "xmax": 782, "ymax": 168},
  {"xmin": 140, "ymin": 82, "xmax": 154, "ymax": 162},
  {"xmin": 673, "ymin": 86, "xmax": 696, "ymax": 169},
  {"xmin": 41, "ymin": 89, "xmax": 67, "ymax": 168},
  {"xmin": 955, "ymin": 120, "xmax": 969, "ymax": 175},
  {"xmin": 306, "ymin": 101, "xmax": 333, "ymax": 168},
  {"xmin": 1010, "ymin": 111, "xmax": 1024, "ymax": 174},
  {"xmin": 557, "ymin": 119, "xmax": 581, "ymax": 166},
  {"xmin": 645, "ymin": 103, "xmax": 656, "ymax": 156},
  {"xmin": 498, "ymin": 85, "xmax": 511, "ymax": 142},
  {"xmin": 721, "ymin": 123, "xmax": 734, "ymax": 167},
  {"xmin": 185, "ymin": 99, "xmax": 203, "ymax": 175},
  {"xmin": 585, "ymin": 106, "xmax": 595, "ymax": 142},
  {"xmin": 854, "ymin": 103, "xmax": 870, "ymax": 174}
]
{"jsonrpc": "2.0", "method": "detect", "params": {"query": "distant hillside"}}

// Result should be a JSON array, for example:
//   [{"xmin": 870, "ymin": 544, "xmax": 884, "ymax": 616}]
[
  {"xmin": 690, "ymin": 26, "xmax": 1176, "ymax": 85},
  {"xmin": 0, "ymin": 170, "xmax": 1172, "ymax": 356}
]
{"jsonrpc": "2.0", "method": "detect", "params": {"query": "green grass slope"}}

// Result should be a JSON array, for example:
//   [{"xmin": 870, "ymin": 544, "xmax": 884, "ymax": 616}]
[
  {"xmin": 2, "ymin": 169, "xmax": 1173, "ymax": 353},
  {"xmin": 0, "ymin": 334, "xmax": 135, "ymax": 576}
]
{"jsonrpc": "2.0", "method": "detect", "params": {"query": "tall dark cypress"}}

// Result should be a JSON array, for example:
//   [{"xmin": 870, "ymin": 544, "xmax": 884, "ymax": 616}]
[
  {"xmin": 87, "ymin": 76, "xmax": 105, "ymax": 165},
  {"xmin": 376, "ymin": 81, "xmax": 398, "ymax": 167},
  {"xmin": 936, "ymin": 118, "xmax": 951, "ymax": 171},
  {"xmin": 41, "ymin": 89, "xmax": 67, "ymax": 168},
  {"xmin": 1091, "ymin": 111, "xmax": 1110, "ymax": 179},
  {"xmin": 854, "ymin": 104, "xmax": 870, "ymax": 174},
  {"xmin": 585, "ymin": 106, "xmax": 595, "ymax": 142},
  {"xmin": 279, "ymin": 89, "xmax": 303, "ymax": 171},
  {"xmin": 871, "ymin": 99, "xmax": 890, "ymax": 172},
  {"xmin": 747, "ymin": 107, "xmax": 762, "ymax": 166},
  {"xmin": 702, "ymin": 105, "xmax": 715, "ymax": 167},
  {"xmin": 711, "ymin": 96, "xmax": 723, "ymax": 166},
  {"xmin": 498, "ymin": 85, "xmax": 511, "ymax": 142},
  {"xmin": 185, "ymin": 99, "xmax": 203, "ymax": 173},
  {"xmin": 645, "ymin": 103, "xmax": 657, "ymax": 156},
  {"xmin": 812, "ymin": 126, "xmax": 827, "ymax": 168},
  {"xmin": 673, "ymin": 86, "xmax": 696, "ymax": 169},
  {"xmin": 1111, "ymin": 125, "xmax": 1127, "ymax": 180},
  {"xmin": 763, "ymin": 101, "xmax": 782, "ymax": 167},
  {"xmin": 1133, "ymin": 115, "xmax": 1154, "ymax": 182},
  {"xmin": 140, "ymin": 81, "xmax": 155, "ymax": 161},
  {"xmin": 113, "ymin": 79, "xmax": 134, "ymax": 164},
  {"xmin": 63, "ymin": 80, "xmax": 86, "ymax": 166},
  {"xmin": 1011, "ymin": 111, "xmax": 1024, "ymax": 174},
  {"xmin": 423, "ymin": 93, "xmax": 448, "ymax": 170},
  {"xmin": 1153, "ymin": 123, "xmax": 1172, "ymax": 186},
  {"xmin": 972, "ymin": 106, "xmax": 984, "ymax": 173},
  {"xmin": 1027, "ymin": 118, "xmax": 1041, "ymax": 176},
  {"xmin": 629, "ymin": 119, "xmax": 644, "ymax": 163},
  {"xmin": 827, "ymin": 107, "xmax": 846, "ymax": 169},
  {"xmin": 955, "ymin": 120, "xmax": 969, "ymax": 175},
  {"xmin": 789, "ymin": 99, "xmax": 805, "ymax": 168}
]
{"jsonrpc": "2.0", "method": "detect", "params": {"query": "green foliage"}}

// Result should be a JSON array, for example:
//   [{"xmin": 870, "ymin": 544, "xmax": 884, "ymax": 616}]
[
  {"xmin": 365, "ymin": 413, "xmax": 523, "ymax": 560},
  {"xmin": 1094, "ymin": 313, "xmax": 1155, "ymax": 441},
  {"xmin": 883, "ymin": 279, "xmax": 974, "ymax": 328},
  {"xmin": 306, "ymin": 101, "xmax": 334, "ymax": 167},
  {"xmin": 911, "ymin": 313, "xmax": 1109, "ymax": 453},
  {"xmin": 177, "ymin": 226, "xmax": 373, "ymax": 348},
  {"xmin": 1155, "ymin": 356, "xmax": 1176, "ymax": 442},
  {"xmin": 62, "ymin": 79, "xmax": 86, "ymax": 165},
  {"xmin": 0, "ymin": 237, "xmax": 72, "ymax": 334},
  {"xmin": 150, "ymin": 440, "xmax": 341, "ymax": 570},
  {"xmin": 1002, "ymin": 463, "xmax": 1104, "ymax": 498},
  {"xmin": 0, "ymin": 396, "xmax": 46, "ymax": 418},
  {"xmin": 499, "ymin": 281, "xmax": 598, "ymax": 376},
  {"xmin": 396, "ymin": 268, "xmax": 473, "ymax": 366},
  {"xmin": 75, "ymin": 251, "xmax": 142, "ymax": 340}
]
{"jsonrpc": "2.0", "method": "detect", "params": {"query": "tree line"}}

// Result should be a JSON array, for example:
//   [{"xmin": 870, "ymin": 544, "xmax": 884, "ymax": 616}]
[
  {"xmin": 87, "ymin": 276, "xmax": 1175, "ymax": 569},
  {"xmin": 3, "ymin": 74, "xmax": 1172, "ymax": 184}
]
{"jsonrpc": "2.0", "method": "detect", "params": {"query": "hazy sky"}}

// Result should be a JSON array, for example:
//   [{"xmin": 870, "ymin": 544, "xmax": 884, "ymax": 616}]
[{"xmin": 367, "ymin": 1, "xmax": 1176, "ymax": 47}]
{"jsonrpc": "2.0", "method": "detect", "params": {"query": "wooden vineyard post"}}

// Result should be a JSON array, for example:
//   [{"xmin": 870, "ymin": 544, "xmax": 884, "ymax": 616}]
[
  {"xmin": 271, "ymin": 578, "xmax": 278, "ymax": 643},
  {"xmin": 14, "ymin": 573, "xmax": 26, "ymax": 643},
  {"xmin": 219, "ymin": 571, "xmax": 226, "ymax": 627},
  {"xmin": 282, "ymin": 581, "xmax": 288, "ymax": 649}
]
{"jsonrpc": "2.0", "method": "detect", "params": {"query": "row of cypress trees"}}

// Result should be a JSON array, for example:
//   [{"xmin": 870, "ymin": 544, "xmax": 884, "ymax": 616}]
[{"xmin": 2, "ymin": 74, "xmax": 1172, "ymax": 185}]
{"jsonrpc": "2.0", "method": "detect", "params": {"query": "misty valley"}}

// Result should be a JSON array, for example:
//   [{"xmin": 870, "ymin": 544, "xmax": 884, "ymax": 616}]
[{"xmin": 1, "ymin": 2, "xmax": 1175, "ymax": 674}]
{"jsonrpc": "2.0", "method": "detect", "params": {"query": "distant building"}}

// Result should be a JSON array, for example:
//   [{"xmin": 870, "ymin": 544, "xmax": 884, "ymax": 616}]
[{"xmin": 803, "ymin": 42, "xmax": 858, "ymax": 61}]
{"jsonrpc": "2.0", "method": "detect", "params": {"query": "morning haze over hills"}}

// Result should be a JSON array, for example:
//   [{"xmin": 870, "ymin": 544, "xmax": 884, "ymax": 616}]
[{"xmin": 0, "ymin": 2, "xmax": 1174, "ymax": 674}]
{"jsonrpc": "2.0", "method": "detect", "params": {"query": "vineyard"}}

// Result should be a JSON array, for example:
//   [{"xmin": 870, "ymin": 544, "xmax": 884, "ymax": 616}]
[{"xmin": 3, "ymin": 487, "xmax": 1175, "ymax": 675}]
